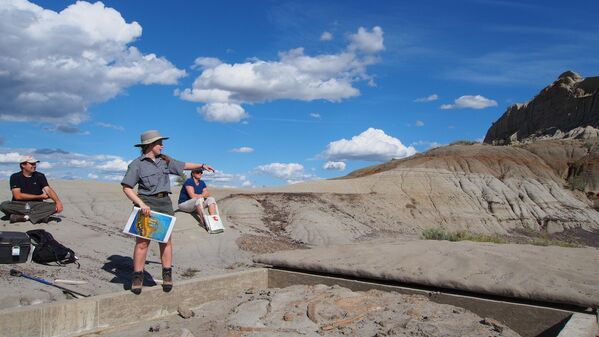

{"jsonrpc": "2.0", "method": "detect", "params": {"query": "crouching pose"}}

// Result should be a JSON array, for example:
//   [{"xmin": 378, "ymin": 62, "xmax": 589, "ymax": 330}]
[
  {"xmin": 1, "ymin": 156, "xmax": 63, "ymax": 224},
  {"xmin": 177, "ymin": 167, "xmax": 217, "ymax": 221},
  {"xmin": 121, "ymin": 130, "xmax": 213, "ymax": 294}
]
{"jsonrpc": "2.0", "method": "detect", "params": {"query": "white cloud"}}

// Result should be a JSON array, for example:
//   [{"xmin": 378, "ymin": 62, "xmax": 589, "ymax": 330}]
[
  {"xmin": 178, "ymin": 27, "xmax": 384, "ymax": 123},
  {"xmin": 255, "ymin": 162, "xmax": 317, "ymax": 184},
  {"xmin": 0, "ymin": 152, "xmax": 23, "ymax": 163},
  {"xmin": 241, "ymin": 180, "xmax": 252, "ymax": 187},
  {"xmin": 323, "ymin": 161, "xmax": 346, "ymax": 170},
  {"xmin": 97, "ymin": 158, "xmax": 129, "ymax": 172},
  {"xmin": 87, "ymin": 173, "xmax": 99, "ymax": 179},
  {"xmin": 231, "ymin": 146, "xmax": 254, "ymax": 153},
  {"xmin": 320, "ymin": 31, "xmax": 333, "ymax": 41},
  {"xmin": 440, "ymin": 95, "xmax": 498, "ymax": 109},
  {"xmin": 68, "ymin": 159, "xmax": 94, "ymax": 167},
  {"xmin": 309, "ymin": 112, "xmax": 321, "ymax": 119},
  {"xmin": 103, "ymin": 174, "xmax": 124, "ymax": 181},
  {"xmin": 0, "ymin": 0, "xmax": 185, "ymax": 124},
  {"xmin": 199, "ymin": 103, "xmax": 248, "ymax": 123},
  {"xmin": 414, "ymin": 94, "xmax": 438, "ymax": 102},
  {"xmin": 349, "ymin": 26, "xmax": 385, "ymax": 53},
  {"xmin": 415, "ymin": 120, "xmax": 424, "ymax": 127},
  {"xmin": 256, "ymin": 163, "xmax": 304, "ymax": 179},
  {"xmin": 322, "ymin": 128, "xmax": 417, "ymax": 162},
  {"xmin": 38, "ymin": 162, "xmax": 53, "ymax": 169},
  {"xmin": 192, "ymin": 57, "xmax": 223, "ymax": 70},
  {"xmin": 197, "ymin": 169, "xmax": 253, "ymax": 188}
]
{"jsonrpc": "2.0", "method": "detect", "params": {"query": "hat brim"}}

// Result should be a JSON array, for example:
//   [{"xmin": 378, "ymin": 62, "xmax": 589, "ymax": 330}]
[
  {"xmin": 134, "ymin": 136, "xmax": 169, "ymax": 147},
  {"xmin": 21, "ymin": 160, "xmax": 40, "ymax": 164}
]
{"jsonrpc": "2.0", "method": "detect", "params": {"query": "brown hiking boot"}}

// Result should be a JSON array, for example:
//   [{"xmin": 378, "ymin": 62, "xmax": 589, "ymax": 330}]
[
  {"xmin": 9, "ymin": 214, "xmax": 27, "ymax": 223},
  {"xmin": 162, "ymin": 267, "xmax": 173, "ymax": 292},
  {"xmin": 131, "ymin": 271, "xmax": 144, "ymax": 295}
]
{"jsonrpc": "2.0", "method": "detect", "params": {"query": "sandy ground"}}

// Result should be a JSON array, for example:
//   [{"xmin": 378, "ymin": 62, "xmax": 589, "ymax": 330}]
[
  {"xmin": 0, "ymin": 181, "xmax": 257, "ymax": 309},
  {"xmin": 88, "ymin": 284, "xmax": 520, "ymax": 337}
]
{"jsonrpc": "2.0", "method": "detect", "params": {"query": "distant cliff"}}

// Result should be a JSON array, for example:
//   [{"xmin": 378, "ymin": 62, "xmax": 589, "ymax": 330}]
[{"xmin": 484, "ymin": 71, "xmax": 599, "ymax": 145}]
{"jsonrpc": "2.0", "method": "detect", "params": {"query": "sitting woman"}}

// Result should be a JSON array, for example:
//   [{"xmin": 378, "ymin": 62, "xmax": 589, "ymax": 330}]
[{"xmin": 177, "ymin": 168, "xmax": 217, "ymax": 217}]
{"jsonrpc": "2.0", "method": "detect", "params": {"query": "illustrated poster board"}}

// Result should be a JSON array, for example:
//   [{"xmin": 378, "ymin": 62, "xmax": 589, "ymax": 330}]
[{"xmin": 123, "ymin": 207, "xmax": 176, "ymax": 243}]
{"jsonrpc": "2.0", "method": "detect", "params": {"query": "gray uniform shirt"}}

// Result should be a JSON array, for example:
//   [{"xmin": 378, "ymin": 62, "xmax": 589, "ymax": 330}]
[{"xmin": 121, "ymin": 155, "xmax": 185, "ymax": 195}]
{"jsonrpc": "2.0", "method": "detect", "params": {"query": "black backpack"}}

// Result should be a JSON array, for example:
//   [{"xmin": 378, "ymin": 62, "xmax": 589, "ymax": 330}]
[{"xmin": 26, "ymin": 229, "xmax": 79, "ymax": 267}]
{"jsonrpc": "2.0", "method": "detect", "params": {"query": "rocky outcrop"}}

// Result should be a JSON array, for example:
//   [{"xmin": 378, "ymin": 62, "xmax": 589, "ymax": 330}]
[
  {"xmin": 220, "ymin": 144, "xmax": 599, "ymax": 246},
  {"xmin": 484, "ymin": 71, "xmax": 599, "ymax": 145}
]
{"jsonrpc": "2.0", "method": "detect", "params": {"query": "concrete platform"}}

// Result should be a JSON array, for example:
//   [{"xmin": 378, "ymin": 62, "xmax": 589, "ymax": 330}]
[{"xmin": 0, "ymin": 268, "xmax": 596, "ymax": 337}]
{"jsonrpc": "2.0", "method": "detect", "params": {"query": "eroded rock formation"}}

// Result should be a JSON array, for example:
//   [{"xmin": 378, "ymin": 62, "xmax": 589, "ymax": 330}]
[{"xmin": 484, "ymin": 71, "xmax": 599, "ymax": 145}]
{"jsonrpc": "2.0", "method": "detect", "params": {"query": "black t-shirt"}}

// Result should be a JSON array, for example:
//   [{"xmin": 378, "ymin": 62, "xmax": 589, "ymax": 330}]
[{"xmin": 9, "ymin": 171, "xmax": 49, "ymax": 201}]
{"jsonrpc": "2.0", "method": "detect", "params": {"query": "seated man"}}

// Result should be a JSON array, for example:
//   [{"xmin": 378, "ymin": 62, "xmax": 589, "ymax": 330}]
[
  {"xmin": 177, "ymin": 167, "xmax": 217, "ymax": 219},
  {"xmin": 1, "ymin": 156, "xmax": 63, "ymax": 223}
]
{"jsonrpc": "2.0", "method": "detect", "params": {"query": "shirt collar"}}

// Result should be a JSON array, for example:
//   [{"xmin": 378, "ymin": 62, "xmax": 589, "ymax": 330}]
[{"xmin": 139, "ymin": 154, "xmax": 161, "ymax": 163}]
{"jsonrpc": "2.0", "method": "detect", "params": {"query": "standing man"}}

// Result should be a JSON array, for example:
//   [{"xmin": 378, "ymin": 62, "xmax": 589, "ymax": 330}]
[{"xmin": 0, "ymin": 156, "xmax": 63, "ymax": 223}]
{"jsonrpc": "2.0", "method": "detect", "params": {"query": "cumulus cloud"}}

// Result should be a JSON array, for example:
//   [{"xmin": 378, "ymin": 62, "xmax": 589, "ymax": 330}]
[
  {"xmin": 178, "ymin": 26, "xmax": 384, "ymax": 122},
  {"xmin": 38, "ymin": 162, "xmax": 53, "ymax": 169},
  {"xmin": 0, "ymin": 0, "xmax": 185, "ymax": 124},
  {"xmin": 199, "ymin": 103, "xmax": 248, "ymax": 123},
  {"xmin": 231, "ymin": 146, "xmax": 254, "ymax": 153},
  {"xmin": 414, "ymin": 94, "xmax": 438, "ymax": 102},
  {"xmin": 440, "ymin": 95, "xmax": 498, "ymax": 109},
  {"xmin": 322, "ymin": 128, "xmax": 417, "ymax": 162},
  {"xmin": 97, "ymin": 158, "xmax": 129, "ymax": 172},
  {"xmin": 348, "ymin": 26, "xmax": 385, "ymax": 53},
  {"xmin": 103, "ymin": 174, "xmax": 124, "ymax": 181},
  {"xmin": 0, "ymin": 152, "xmax": 23, "ymax": 163},
  {"xmin": 199, "ymin": 169, "xmax": 252, "ymax": 188},
  {"xmin": 320, "ymin": 31, "xmax": 333, "ymax": 41},
  {"xmin": 415, "ymin": 120, "xmax": 424, "ymax": 127},
  {"xmin": 68, "ymin": 159, "xmax": 94, "ymax": 168},
  {"xmin": 255, "ymin": 162, "xmax": 317, "ymax": 184},
  {"xmin": 323, "ymin": 161, "xmax": 346, "ymax": 170},
  {"xmin": 309, "ymin": 112, "xmax": 321, "ymax": 119}
]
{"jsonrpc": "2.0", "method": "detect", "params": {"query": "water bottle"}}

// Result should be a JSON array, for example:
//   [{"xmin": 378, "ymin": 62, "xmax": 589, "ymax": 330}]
[{"xmin": 24, "ymin": 202, "xmax": 30, "ymax": 214}]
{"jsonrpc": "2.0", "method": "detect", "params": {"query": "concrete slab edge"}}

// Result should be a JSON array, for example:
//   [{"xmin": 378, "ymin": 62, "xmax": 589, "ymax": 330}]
[
  {"xmin": 557, "ymin": 312, "xmax": 599, "ymax": 337},
  {"xmin": 0, "ymin": 268, "xmax": 268, "ymax": 337}
]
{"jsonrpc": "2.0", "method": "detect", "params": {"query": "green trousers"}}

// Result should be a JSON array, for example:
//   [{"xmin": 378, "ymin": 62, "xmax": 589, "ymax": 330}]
[{"xmin": 0, "ymin": 201, "xmax": 57, "ymax": 224}]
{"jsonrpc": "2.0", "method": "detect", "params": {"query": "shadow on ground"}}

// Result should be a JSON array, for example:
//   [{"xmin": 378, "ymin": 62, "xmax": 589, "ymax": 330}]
[{"xmin": 102, "ymin": 255, "xmax": 157, "ymax": 290}]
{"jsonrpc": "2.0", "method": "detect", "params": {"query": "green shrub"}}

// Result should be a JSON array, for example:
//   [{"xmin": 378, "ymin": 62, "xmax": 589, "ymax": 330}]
[
  {"xmin": 421, "ymin": 228, "xmax": 452, "ymax": 240},
  {"xmin": 422, "ymin": 227, "xmax": 580, "ymax": 247}
]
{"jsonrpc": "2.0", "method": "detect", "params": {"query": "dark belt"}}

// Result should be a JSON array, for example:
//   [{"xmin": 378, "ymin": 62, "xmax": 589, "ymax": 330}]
[{"xmin": 147, "ymin": 192, "xmax": 168, "ymax": 198}]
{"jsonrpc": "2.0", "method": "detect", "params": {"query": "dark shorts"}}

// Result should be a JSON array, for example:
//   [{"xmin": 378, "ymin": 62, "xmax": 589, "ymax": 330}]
[{"xmin": 138, "ymin": 195, "xmax": 174, "ymax": 216}]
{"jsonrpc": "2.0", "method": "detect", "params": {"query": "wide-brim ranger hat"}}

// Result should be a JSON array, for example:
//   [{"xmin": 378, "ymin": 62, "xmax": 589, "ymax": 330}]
[
  {"xmin": 20, "ymin": 155, "xmax": 40, "ymax": 164},
  {"xmin": 134, "ymin": 130, "xmax": 169, "ymax": 147}
]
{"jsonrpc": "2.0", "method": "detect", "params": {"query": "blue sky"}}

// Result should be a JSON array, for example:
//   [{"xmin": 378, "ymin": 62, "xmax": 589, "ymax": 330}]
[{"xmin": 1, "ymin": 0, "xmax": 598, "ymax": 187}]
